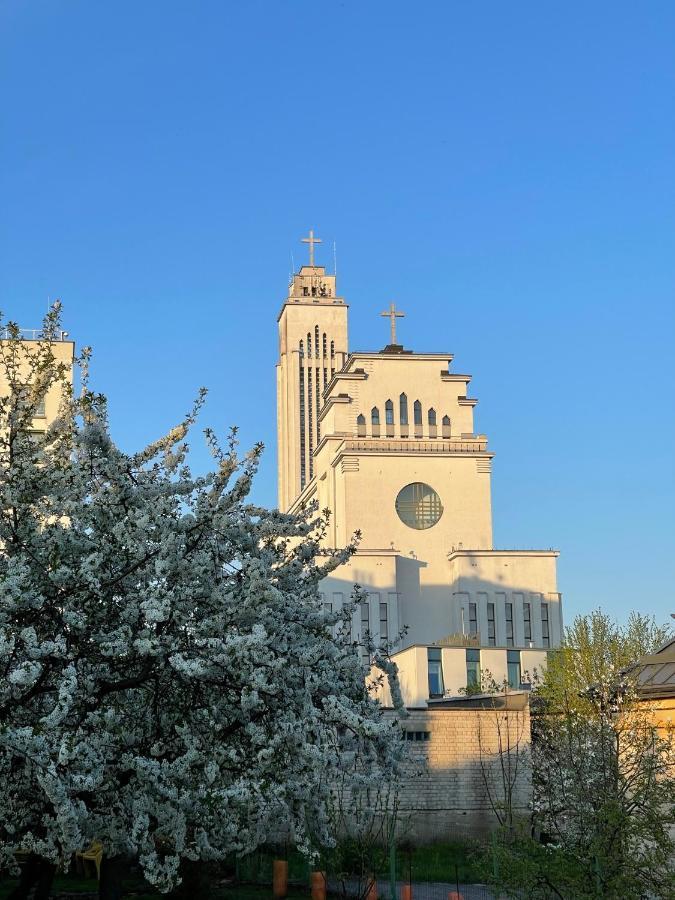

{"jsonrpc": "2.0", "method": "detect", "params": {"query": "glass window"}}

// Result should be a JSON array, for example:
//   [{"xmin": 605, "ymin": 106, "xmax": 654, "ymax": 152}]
[
  {"xmin": 413, "ymin": 400, "xmax": 422, "ymax": 425},
  {"xmin": 379, "ymin": 601, "xmax": 388, "ymax": 642},
  {"xmin": 385, "ymin": 400, "xmax": 394, "ymax": 425},
  {"xmin": 466, "ymin": 648, "xmax": 481, "ymax": 689},
  {"xmin": 428, "ymin": 408, "xmax": 437, "ymax": 426},
  {"xmin": 427, "ymin": 648, "xmax": 444, "ymax": 697},
  {"xmin": 395, "ymin": 482, "xmax": 444, "ymax": 530},
  {"xmin": 523, "ymin": 601, "xmax": 532, "ymax": 642},
  {"xmin": 360, "ymin": 601, "xmax": 370, "ymax": 637},
  {"xmin": 399, "ymin": 393, "xmax": 408, "ymax": 425},
  {"xmin": 371, "ymin": 406, "xmax": 380, "ymax": 426},
  {"xmin": 356, "ymin": 414, "xmax": 366, "ymax": 436},
  {"xmin": 468, "ymin": 602, "xmax": 478, "ymax": 636},
  {"xmin": 507, "ymin": 650, "xmax": 521, "ymax": 689},
  {"xmin": 505, "ymin": 602, "xmax": 514, "ymax": 647},
  {"xmin": 541, "ymin": 602, "xmax": 550, "ymax": 648},
  {"xmin": 487, "ymin": 602, "xmax": 496, "ymax": 646}
]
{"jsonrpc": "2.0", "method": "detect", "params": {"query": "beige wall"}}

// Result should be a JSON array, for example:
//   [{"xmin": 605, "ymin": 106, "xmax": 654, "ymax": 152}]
[{"xmin": 0, "ymin": 336, "xmax": 75, "ymax": 433}]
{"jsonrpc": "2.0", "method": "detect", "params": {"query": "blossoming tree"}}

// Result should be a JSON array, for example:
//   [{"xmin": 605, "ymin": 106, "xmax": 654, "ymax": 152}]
[{"xmin": 0, "ymin": 306, "xmax": 403, "ymax": 895}]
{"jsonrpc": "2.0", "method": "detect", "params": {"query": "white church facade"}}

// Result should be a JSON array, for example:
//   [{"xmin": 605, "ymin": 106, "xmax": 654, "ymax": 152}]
[{"xmin": 277, "ymin": 233, "xmax": 562, "ymax": 702}]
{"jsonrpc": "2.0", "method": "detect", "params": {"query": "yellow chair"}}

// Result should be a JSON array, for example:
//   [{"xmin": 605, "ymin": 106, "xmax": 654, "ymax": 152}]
[{"xmin": 76, "ymin": 840, "xmax": 103, "ymax": 880}]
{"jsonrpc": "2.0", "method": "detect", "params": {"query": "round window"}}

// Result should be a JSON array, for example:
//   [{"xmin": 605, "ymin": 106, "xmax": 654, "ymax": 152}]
[{"xmin": 395, "ymin": 482, "xmax": 443, "ymax": 530}]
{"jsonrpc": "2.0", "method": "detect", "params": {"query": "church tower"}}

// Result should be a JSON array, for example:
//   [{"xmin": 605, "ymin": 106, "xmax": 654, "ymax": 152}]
[{"xmin": 276, "ymin": 230, "xmax": 348, "ymax": 510}]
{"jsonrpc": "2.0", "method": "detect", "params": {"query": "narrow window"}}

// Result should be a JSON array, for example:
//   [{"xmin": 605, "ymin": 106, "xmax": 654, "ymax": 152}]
[
  {"xmin": 307, "ymin": 368, "xmax": 313, "ymax": 478},
  {"xmin": 468, "ymin": 602, "xmax": 478, "ymax": 636},
  {"xmin": 356, "ymin": 413, "xmax": 366, "ymax": 436},
  {"xmin": 330, "ymin": 340, "xmax": 335, "ymax": 357},
  {"xmin": 315, "ymin": 367, "xmax": 320, "ymax": 440},
  {"xmin": 299, "ymin": 358, "xmax": 306, "ymax": 488},
  {"xmin": 399, "ymin": 393, "xmax": 408, "ymax": 425},
  {"xmin": 427, "ymin": 648, "xmax": 444, "ymax": 697},
  {"xmin": 385, "ymin": 400, "xmax": 394, "ymax": 425},
  {"xmin": 487, "ymin": 602, "xmax": 496, "ymax": 646},
  {"xmin": 314, "ymin": 325, "xmax": 320, "ymax": 358},
  {"xmin": 507, "ymin": 650, "xmax": 521, "ymax": 689},
  {"xmin": 428, "ymin": 408, "xmax": 437, "ymax": 426},
  {"xmin": 379, "ymin": 601, "xmax": 388, "ymax": 643},
  {"xmin": 523, "ymin": 602, "xmax": 532, "ymax": 643},
  {"xmin": 371, "ymin": 407, "xmax": 380, "ymax": 426},
  {"xmin": 442, "ymin": 415, "xmax": 451, "ymax": 438},
  {"xmin": 323, "ymin": 333, "xmax": 327, "ymax": 357},
  {"xmin": 360, "ymin": 601, "xmax": 370, "ymax": 640},
  {"xmin": 505, "ymin": 602, "xmax": 514, "ymax": 647},
  {"xmin": 299, "ymin": 339, "xmax": 304, "ymax": 357},
  {"xmin": 541, "ymin": 602, "xmax": 550, "ymax": 648},
  {"xmin": 307, "ymin": 332, "xmax": 312, "ymax": 357},
  {"xmin": 413, "ymin": 400, "xmax": 422, "ymax": 426},
  {"xmin": 466, "ymin": 649, "xmax": 481, "ymax": 690}
]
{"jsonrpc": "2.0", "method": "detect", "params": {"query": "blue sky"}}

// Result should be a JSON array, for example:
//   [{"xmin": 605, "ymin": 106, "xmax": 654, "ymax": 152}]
[{"xmin": 2, "ymin": 1, "xmax": 674, "ymax": 625}]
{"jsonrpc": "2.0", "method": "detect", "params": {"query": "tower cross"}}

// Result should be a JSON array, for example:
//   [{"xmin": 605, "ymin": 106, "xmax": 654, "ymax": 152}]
[
  {"xmin": 380, "ymin": 302, "xmax": 405, "ymax": 345},
  {"xmin": 301, "ymin": 228, "xmax": 322, "ymax": 266}
]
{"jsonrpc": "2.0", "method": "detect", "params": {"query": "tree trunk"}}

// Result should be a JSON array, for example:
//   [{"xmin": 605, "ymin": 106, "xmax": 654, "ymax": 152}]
[
  {"xmin": 99, "ymin": 855, "xmax": 127, "ymax": 900},
  {"xmin": 7, "ymin": 855, "xmax": 56, "ymax": 900}
]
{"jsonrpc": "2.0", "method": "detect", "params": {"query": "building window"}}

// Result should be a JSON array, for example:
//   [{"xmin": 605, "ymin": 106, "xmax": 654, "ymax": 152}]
[
  {"xmin": 404, "ymin": 731, "xmax": 431, "ymax": 742},
  {"xmin": 427, "ymin": 648, "xmax": 444, "ymax": 697},
  {"xmin": 314, "ymin": 325, "xmax": 320, "ymax": 358},
  {"xmin": 541, "ymin": 602, "xmax": 550, "ymax": 648},
  {"xmin": 507, "ymin": 650, "xmax": 521, "ymax": 689},
  {"xmin": 307, "ymin": 332, "xmax": 312, "ymax": 356},
  {"xmin": 442, "ymin": 415, "xmax": 451, "ymax": 438},
  {"xmin": 315, "ymin": 366, "xmax": 320, "ymax": 441},
  {"xmin": 468, "ymin": 602, "xmax": 478, "ymax": 636},
  {"xmin": 360, "ymin": 600, "xmax": 370, "ymax": 639},
  {"xmin": 428, "ymin": 408, "xmax": 437, "ymax": 426},
  {"xmin": 356, "ymin": 414, "xmax": 366, "ymax": 436},
  {"xmin": 505, "ymin": 602, "xmax": 514, "ymax": 647},
  {"xmin": 371, "ymin": 406, "xmax": 380, "ymax": 426},
  {"xmin": 323, "ymin": 333, "xmax": 327, "ymax": 357},
  {"xmin": 466, "ymin": 648, "xmax": 481, "ymax": 689},
  {"xmin": 299, "ymin": 358, "xmax": 306, "ymax": 488},
  {"xmin": 487, "ymin": 602, "xmax": 496, "ymax": 646},
  {"xmin": 395, "ymin": 482, "xmax": 443, "ymax": 530},
  {"xmin": 523, "ymin": 601, "xmax": 532, "ymax": 643},
  {"xmin": 307, "ymin": 367, "xmax": 313, "ymax": 478},
  {"xmin": 379, "ymin": 601, "xmax": 388, "ymax": 643},
  {"xmin": 330, "ymin": 340, "xmax": 335, "ymax": 357},
  {"xmin": 413, "ymin": 400, "xmax": 422, "ymax": 426},
  {"xmin": 385, "ymin": 399, "xmax": 394, "ymax": 425},
  {"xmin": 399, "ymin": 393, "xmax": 408, "ymax": 426}
]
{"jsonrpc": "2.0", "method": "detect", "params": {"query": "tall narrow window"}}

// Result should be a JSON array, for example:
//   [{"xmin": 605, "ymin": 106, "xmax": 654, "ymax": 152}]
[
  {"xmin": 323, "ymin": 333, "xmax": 327, "ymax": 357},
  {"xmin": 385, "ymin": 400, "xmax": 394, "ymax": 425},
  {"xmin": 357, "ymin": 414, "xmax": 366, "ymax": 436},
  {"xmin": 541, "ymin": 603, "xmax": 550, "ymax": 648},
  {"xmin": 330, "ymin": 340, "xmax": 335, "ymax": 357},
  {"xmin": 299, "ymin": 355, "xmax": 306, "ymax": 488},
  {"xmin": 314, "ymin": 325, "xmax": 320, "ymax": 358},
  {"xmin": 307, "ymin": 368, "xmax": 313, "ymax": 479},
  {"xmin": 505, "ymin": 602, "xmax": 514, "ymax": 647},
  {"xmin": 466, "ymin": 649, "xmax": 481, "ymax": 689},
  {"xmin": 468, "ymin": 602, "xmax": 478, "ymax": 636},
  {"xmin": 399, "ymin": 393, "xmax": 408, "ymax": 426},
  {"xmin": 523, "ymin": 602, "xmax": 532, "ymax": 643},
  {"xmin": 315, "ymin": 367, "xmax": 321, "ymax": 441},
  {"xmin": 299, "ymin": 339, "xmax": 304, "ymax": 357},
  {"xmin": 413, "ymin": 400, "xmax": 422, "ymax": 425},
  {"xmin": 487, "ymin": 602, "xmax": 496, "ymax": 646},
  {"xmin": 442, "ymin": 415, "xmax": 451, "ymax": 438},
  {"xmin": 360, "ymin": 600, "xmax": 370, "ymax": 638},
  {"xmin": 427, "ymin": 648, "xmax": 444, "ymax": 697},
  {"xmin": 379, "ymin": 601, "xmax": 388, "ymax": 644},
  {"xmin": 371, "ymin": 407, "xmax": 380, "ymax": 426},
  {"xmin": 307, "ymin": 332, "xmax": 312, "ymax": 357},
  {"xmin": 428, "ymin": 408, "xmax": 437, "ymax": 426},
  {"xmin": 507, "ymin": 650, "xmax": 521, "ymax": 689}
]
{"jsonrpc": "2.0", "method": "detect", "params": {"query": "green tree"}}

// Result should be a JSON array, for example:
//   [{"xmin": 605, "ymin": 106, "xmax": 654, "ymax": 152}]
[{"xmin": 488, "ymin": 610, "xmax": 675, "ymax": 900}]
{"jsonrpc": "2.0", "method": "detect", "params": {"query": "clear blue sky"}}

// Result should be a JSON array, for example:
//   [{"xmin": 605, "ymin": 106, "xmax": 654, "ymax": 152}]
[{"xmin": 2, "ymin": 1, "xmax": 674, "ymax": 625}]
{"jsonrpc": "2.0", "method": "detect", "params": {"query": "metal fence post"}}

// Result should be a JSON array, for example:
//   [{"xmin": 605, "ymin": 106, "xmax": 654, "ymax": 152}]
[{"xmin": 389, "ymin": 833, "xmax": 397, "ymax": 900}]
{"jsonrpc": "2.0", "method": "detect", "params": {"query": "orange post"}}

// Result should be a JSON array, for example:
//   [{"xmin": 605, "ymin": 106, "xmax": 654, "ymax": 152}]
[
  {"xmin": 401, "ymin": 884, "xmax": 413, "ymax": 900},
  {"xmin": 365, "ymin": 874, "xmax": 378, "ymax": 900},
  {"xmin": 273, "ymin": 860, "xmax": 288, "ymax": 899},
  {"xmin": 448, "ymin": 892, "xmax": 464, "ymax": 900},
  {"xmin": 310, "ymin": 870, "xmax": 326, "ymax": 900}
]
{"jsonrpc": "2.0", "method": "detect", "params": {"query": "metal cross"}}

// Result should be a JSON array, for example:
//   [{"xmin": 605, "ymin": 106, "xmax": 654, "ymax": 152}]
[
  {"xmin": 380, "ymin": 302, "xmax": 405, "ymax": 344},
  {"xmin": 301, "ymin": 229, "xmax": 322, "ymax": 266}
]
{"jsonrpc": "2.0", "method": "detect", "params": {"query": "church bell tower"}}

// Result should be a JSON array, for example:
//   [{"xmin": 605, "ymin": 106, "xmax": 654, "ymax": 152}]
[{"xmin": 276, "ymin": 230, "xmax": 348, "ymax": 510}]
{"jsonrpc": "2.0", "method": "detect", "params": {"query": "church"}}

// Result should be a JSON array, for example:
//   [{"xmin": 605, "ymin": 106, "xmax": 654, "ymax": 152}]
[{"xmin": 277, "ymin": 231, "xmax": 562, "ymax": 702}]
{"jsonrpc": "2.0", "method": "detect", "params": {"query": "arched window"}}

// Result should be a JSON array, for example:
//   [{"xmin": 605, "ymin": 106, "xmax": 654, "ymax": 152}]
[
  {"xmin": 314, "ymin": 325, "xmax": 320, "ymax": 357},
  {"xmin": 442, "ymin": 415, "xmax": 451, "ymax": 438},
  {"xmin": 330, "ymin": 340, "xmax": 335, "ymax": 357},
  {"xmin": 323, "ymin": 333, "xmax": 327, "ymax": 357},
  {"xmin": 357, "ymin": 414, "xmax": 366, "ymax": 437},
  {"xmin": 399, "ymin": 393, "xmax": 408, "ymax": 426},
  {"xmin": 385, "ymin": 400, "xmax": 394, "ymax": 425},
  {"xmin": 371, "ymin": 406, "xmax": 380, "ymax": 426},
  {"xmin": 307, "ymin": 332, "xmax": 312, "ymax": 356},
  {"xmin": 413, "ymin": 400, "xmax": 422, "ymax": 426},
  {"xmin": 299, "ymin": 339, "xmax": 304, "ymax": 356},
  {"xmin": 428, "ymin": 408, "xmax": 436, "ymax": 426}
]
